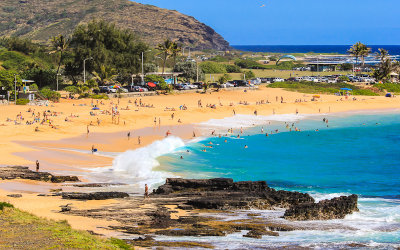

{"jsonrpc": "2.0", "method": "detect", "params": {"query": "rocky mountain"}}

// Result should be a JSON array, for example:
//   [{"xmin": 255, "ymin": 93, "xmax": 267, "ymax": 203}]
[{"xmin": 0, "ymin": 0, "xmax": 230, "ymax": 50}]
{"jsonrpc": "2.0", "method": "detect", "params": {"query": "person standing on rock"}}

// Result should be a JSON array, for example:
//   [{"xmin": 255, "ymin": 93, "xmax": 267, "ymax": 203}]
[
  {"xmin": 36, "ymin": 160, "xmax": 40, "ymax": 172},
  {"xmin": 144, "ymin": 184, "xmax": 149, "ymax": 199}
]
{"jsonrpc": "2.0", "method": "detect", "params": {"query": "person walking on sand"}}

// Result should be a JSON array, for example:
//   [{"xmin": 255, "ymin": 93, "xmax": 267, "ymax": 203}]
[
  {"xmin": 233, "ymin": 109, "xmax": 236, "ymax": 115},
  {"xmin": 127, "ymin": 132, "xmax": 130, "ymax": 140},
  {"xmin": 91, "ymin": 145, "xmax": 95, "ymax": 154},
  {"xmin": 36, "ymin": 160, "xmax": 40, "ymax": 172},
  {"xmin": 138, "ymin": 136, "xmax": 141, "ymax": 145},
  {"xmin": 144, "ymin": 184, "xmax": 149, "ymax": 199},
  {"xmin": 87, "ymin": 125, "xmax": 90, "ymax": 135}
]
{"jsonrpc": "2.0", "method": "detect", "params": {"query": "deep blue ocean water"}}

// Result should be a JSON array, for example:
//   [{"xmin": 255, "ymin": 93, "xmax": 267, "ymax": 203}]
[
  {"xmin": 232, "ymin": 45, "xmax": 400, "ymax": 55},
  {"xmin": 155, "ymin": 111, "xmax": 400, "ymax": 247}
]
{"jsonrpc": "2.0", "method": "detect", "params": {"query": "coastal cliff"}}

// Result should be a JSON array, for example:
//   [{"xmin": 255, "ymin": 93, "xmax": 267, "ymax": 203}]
[{"xmin": 0, "ymin": 0, "xmax": 230, "ymax": 50}]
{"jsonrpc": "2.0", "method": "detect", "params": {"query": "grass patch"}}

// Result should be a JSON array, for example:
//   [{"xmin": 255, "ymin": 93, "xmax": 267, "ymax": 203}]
[
  {"xmin": 0, "ymin": 202, "xmax": 13, "ymax": 210},
  {"xmin": 0, "ymin": 204, "xmax": 132, "ymax": 249},
  {"xmin": 268, "ymin": 81, "xmax": 380, "ymax": 96},
  {"xmin": 375, "ymin": 82, "xmax": 400, "ymax": 94}
]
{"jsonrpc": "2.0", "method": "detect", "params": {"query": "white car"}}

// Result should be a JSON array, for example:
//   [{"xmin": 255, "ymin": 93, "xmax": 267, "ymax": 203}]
[
  {"xmin": 221, "ymin": 82, "xmax": 234, "ymax": 88},
  {"xmin": 327, "ymin": 79, "xmax": 338, "ymax": 84},
  {"xmin": 272, "ymin": 78, "xmax": 284, "ymax": 82}
]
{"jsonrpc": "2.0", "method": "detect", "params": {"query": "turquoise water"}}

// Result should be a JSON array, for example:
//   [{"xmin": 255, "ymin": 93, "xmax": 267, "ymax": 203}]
[{"xmin": 156, "ymin": 111, "xmax": 400, "ymax": 246}]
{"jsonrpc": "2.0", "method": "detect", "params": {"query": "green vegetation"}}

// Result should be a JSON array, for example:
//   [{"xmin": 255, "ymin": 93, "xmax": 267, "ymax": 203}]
[
  {"xmin": 90, "ymin": 94, "xmax": 109, "ymax": 99},
  {"xmin": 348, "ymin": 42, "xmax": 371, "ymax": 67},
  {"xmin": 243, "ymin": 70, "xmax": 255, "ymax": 79},
  {"xmin": 235, "ymin": 58, "xmax": 265, "ymax": 69},
  {"xmin": 40, "ymin": 87, "xmax": 61, "ymax": 101},
  {"xmin": 16, "ymin": 98, "xmax": 30, "ymax": 105},
  {"xmin": 0, "ymin": 202, "xmax": 13, "ymax": 210},
  {"xmin": 174, "ymin": 61, "xmax": 204, "ymax": 82},
  {"xmin": 268, "ymin": 81, "xmax": 379, "ymax": 96},
  {"xmin": 0, "ymin": 204, "xmax": 132, "ymax": 249},
  {"xmin": 376, "ymin": 82, "xmax": 400, "ymax": 93},
  {"xmin": 200, "ymin": 61, "xmax": 227, "ymax": 73}
]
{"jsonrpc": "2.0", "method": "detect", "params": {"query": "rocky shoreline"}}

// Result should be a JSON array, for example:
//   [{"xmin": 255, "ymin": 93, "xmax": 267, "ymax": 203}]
[
  {"xmin": 60, "ymin": 178, "xmax": 358, "ymax": 246},
  {"xmin": 0, "ymin": 168, "xmax": 360, "ymax": 247},
  {"xmin": 0, "ymin": 166, "xmax": 79, "ymax": 183}
]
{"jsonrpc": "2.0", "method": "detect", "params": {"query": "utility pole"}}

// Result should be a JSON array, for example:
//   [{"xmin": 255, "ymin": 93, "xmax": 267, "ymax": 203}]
[
  {"xmin": 141, "ymin": 51, "xmax": 144, "ymax": 85},
  {"xmin": 83, "ymin": 57, "xmax": 93, "ymax": 85},
  {"xmin": 196, "ymin": 60, "xmax": 199, "ymax": 82},
  {"xmin": 56, "ymin": 73, "xmax": 61, "ymax": 91},
  {"xmin": 14, "ymin": 74, "xmax": 17, "ymax": 102}
]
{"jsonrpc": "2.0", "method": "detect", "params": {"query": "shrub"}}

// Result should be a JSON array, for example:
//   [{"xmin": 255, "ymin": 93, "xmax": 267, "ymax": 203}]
[
  {"xmin": 29, "ymin": 83, "xmax": 38, "ymax": 91},
  {"xmin": 0, "ymin": 202, "xmax": 13, "ymax": 210},
  {"xmin": 16, "ymin": 98, "xmax": 30, "ymax": 105},
  {"xmin": 40, "ymin": 88, "xmax": 61, "ymax": 101},
  {"xmin": 200, "ymin": 62, "xmax": 227, "ymax": 74},
  {"xmin": 145, "ymin": 74, "xmax": 166, "ymax": 84},
  {"xmin": 225, "ymin": 64, "xmax": 241, "ymax": 73},
  {"xmin": 376, "ymin": 83, "xmax": 400, "ymax": 93},
  {"xmin": 63, "ymin": 85, "xmax": 79, "ymax": 94},
  {"xmin": 90, "ymin": 94, "xmax": 109, "ymax": 99},
  {"xmin": 243, "ymin": 70, "xmax": 255, "ymax": 79},
  {"xmin": 235, "ymin": 59, "xmax": 265, "ymax": 69}
]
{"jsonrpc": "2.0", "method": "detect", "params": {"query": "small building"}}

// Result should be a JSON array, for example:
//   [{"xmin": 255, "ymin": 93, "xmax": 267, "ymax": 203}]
[{"xmin": 18, "ymin": 80, "xmax": 37, "ymax": 101}]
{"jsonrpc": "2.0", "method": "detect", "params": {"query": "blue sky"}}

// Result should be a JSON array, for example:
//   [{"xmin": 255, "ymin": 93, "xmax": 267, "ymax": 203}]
[{"xmin": 134, "ymin": 0, "xmax": 400, "ymax": 45}]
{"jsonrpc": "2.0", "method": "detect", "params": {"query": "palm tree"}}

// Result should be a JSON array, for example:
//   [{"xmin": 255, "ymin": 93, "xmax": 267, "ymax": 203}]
[
  {"xmin": 50, "ymin": 35, "xmax": 69, "ymax": 76},
  {"xmin": 359, "ymin": 44, "xmax": 372, "ymax": 69},
  {"xmin": 171, "ymin": 42, "xmax": 182, "ymax": 69},
  {"xmin": 373, "ymin": 49, "xmax": 392, "ymax": 82},
  {"xmin": 92, "ymin": 65, "xmax": 118, "ymax": 85},
  {"xmin": 348, "ymin": 42, "xmax": 364, "ymax": 68},
  {"xmin": 156, "ymin": 39, "xmax": 175, "ymax": 74}
]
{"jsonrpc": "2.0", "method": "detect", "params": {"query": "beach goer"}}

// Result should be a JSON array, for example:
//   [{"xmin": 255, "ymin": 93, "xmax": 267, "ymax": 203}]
[
  {"xmin": 127, "ymin": 132, "xmax": 130, "ymax": 140},
  {"xmin": 87, "ymin": 125, "xmax": 90, "ymax": 135},
  {"xmin": 254, "ymin": 110, "xmax": 258, "ymax": 116},
  {"xmin": 36, "ymin": 160, "xmax": 39, "ymax": 172},
  {"xmin": 91, "ymin": 145, "xmax": 95, "ymax": 154},
  {"xmin": 144, "ymin": 184, "xmax": 149, "ymax": 199},
  {"xmin": 138, "ymin": 136, "xmax": 141, "ymax": 145},
  {"xmin": 166, "ymin": 130, "xmax": 171, "ymax": 137},
  {"xmin": 233, "ymin": 109, "xmax": 236, "ymax": 115},
  {"xmin": 180, "ymin": 156, "xmax": 183, "ymax": 159},
  {"xmin": 193, "ymin": 131, "xmax": 196, "ymax": 137},
  {"xmin": 244, "ymin": 145, "xmax": 248, "ymax": 149}
]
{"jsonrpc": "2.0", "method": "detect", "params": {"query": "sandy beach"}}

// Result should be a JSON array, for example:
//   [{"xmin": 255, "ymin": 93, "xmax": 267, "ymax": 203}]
[{"xmin": 1, "ymin": 86, "xmax": 400, "ymax": 235}]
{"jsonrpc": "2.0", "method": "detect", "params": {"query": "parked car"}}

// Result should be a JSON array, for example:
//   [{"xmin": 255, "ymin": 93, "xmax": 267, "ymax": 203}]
[
  {"xmin": 193, "ymin": 82, "xmax": 204, "ymax": 89},
  {"xmin": 271, "ymin": 78, "xmax": 284, "ymax": 83},
  {"xmin": 221, "ymin": 82, "xmax": 234, "ymax": 88},
  {"xmin": 99, "ymin": 86, "xmax": 110, "ymax": 93}
]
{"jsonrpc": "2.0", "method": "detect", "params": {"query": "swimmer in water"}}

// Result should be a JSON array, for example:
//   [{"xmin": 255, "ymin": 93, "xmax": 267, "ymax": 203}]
[
  {"xmin": 224, "ymin": 139, "xmax": 227, "ymax": 143},
  {"xmin": 244, "ymin": 145, "xmax": 248, "ymax": 149},
  {"xmin": 261, "ymin": 127, "xmax": 264, "ymax": 133},
  {"xmin": 266, "ymin": 133, "xmax": 269, "ymax": 137},
  {"xmin": 237, "ymin": 134, "xmax": 240, "ymax": 138},
  {"xmin": 180, "ymin": 156, "xmax": 183, "ymax": 159},
  {"xmin": 202, "ymin": 149, "xmax": 207, "ymax": 152}
]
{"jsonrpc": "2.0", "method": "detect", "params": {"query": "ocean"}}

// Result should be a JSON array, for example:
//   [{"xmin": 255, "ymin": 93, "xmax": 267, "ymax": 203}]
[
  {"xmin": 94, "ymin": 110, "xmax": 400, "ymax": 247},
  {"xmin": 144, "ymin": 110, "xmax": 400, "ymax": 248},
  {"xmin": 232, "ymin": 45, "xmax": 400, "ymax": 55}
]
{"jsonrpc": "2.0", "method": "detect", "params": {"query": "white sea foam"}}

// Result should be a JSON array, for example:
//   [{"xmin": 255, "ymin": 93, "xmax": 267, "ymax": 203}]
[
  {"xmin": 198, "ymin": 114, "xmax": 307, "ymax": 130},
  {"xmin": 89, "ymin": 136, "xmax": 185, "ymax": 189}
]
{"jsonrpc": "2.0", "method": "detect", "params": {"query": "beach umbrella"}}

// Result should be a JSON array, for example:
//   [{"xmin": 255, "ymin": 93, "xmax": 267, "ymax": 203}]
[{"xmin": 147, "ymin": 82, "xmax": 156, "ymax": 88}]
